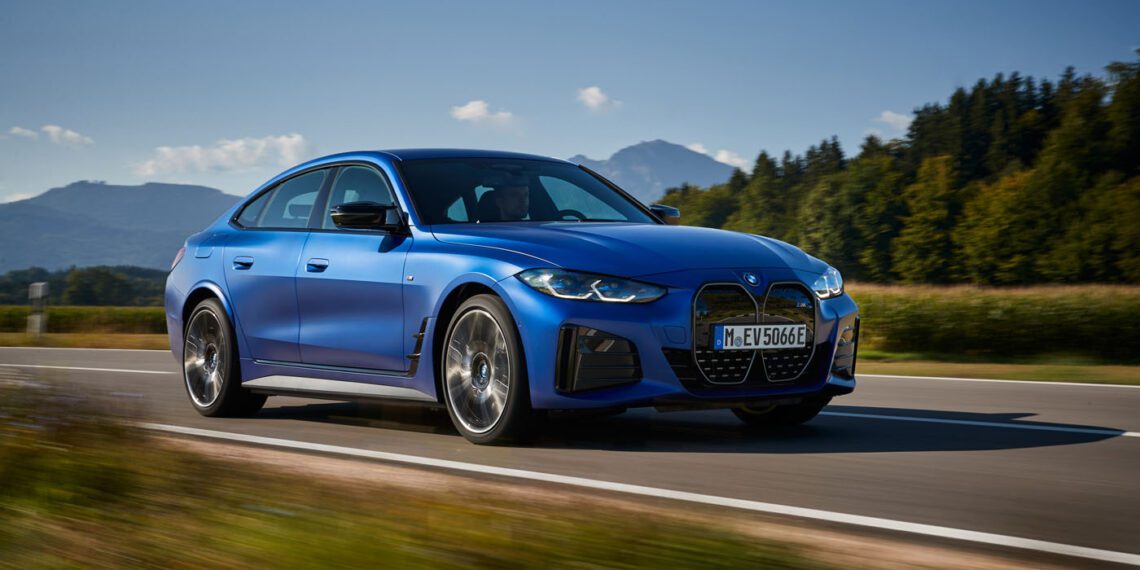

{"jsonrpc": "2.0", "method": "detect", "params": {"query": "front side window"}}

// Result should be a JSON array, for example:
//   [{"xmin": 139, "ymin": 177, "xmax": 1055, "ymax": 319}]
[
  {"xmin": 399, "ymin": 158, "xmax": 657, "ymax": 225},
  {"xmin": 236, "ymin": 169, "xmax": 329, "ymax": 229},
  {"xmin": 540, "ymin": 176, "xmax": 623, "ymax": 221},
  {"xmin": 319, "ymin": 166, "xmax": 395, "ymax": 229}
]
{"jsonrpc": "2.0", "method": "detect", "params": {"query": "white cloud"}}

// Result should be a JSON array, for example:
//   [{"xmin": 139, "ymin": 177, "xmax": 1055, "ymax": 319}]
[
  {"xmin": 0, "ymin": 192, "xmax": 35, "ymax": 203},
  {"xmin": 8, "ymin": 126, "xmax": 38, "ymax": 139},
  {"xmin": 713, "ymin": 150, "xmax": 749, "ymax": 170},
  {"xmin": 576, "ymin": 86, "xmax": 621, "ymax": 111},
  {"xmin": 41, "ymin": 124, "xmax": 93, "ymax": 145},
  {"xmin": 133, "ymin": 133, "xmax": 311, "ymax": 177},
  {"xmin": 876, "ymin": 110, "xmax": 913, "ymax": 131},
  {"xmin": 686, "ymin": 143, "xmax": 749, "ymax": 169},
  {"xmin": 450, "ymin": 100, "xmax": 514, "ymax": 124}
]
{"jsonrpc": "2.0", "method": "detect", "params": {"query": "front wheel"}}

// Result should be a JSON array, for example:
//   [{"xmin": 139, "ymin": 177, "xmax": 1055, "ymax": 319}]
[
  {"xmin": 183, "ymin": 298, "xmax": 266, "ymax": 417},
  {"xmin": 441, "ymin": 294, "xmax": 532, "ymax": 444},
  {"xmin": 732, "ymin": 397, "xmax": 830, "ymax": 428}
]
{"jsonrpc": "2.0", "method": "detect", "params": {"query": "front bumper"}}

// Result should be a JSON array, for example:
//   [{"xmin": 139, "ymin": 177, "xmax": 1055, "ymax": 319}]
[{"xmin": 495, "ymin": 267, "xmax": 860, "ymax": 410}]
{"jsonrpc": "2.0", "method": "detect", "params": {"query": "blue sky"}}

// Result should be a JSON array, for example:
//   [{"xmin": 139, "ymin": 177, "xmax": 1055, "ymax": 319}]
[{"xmin": 1, "ymin": 0, "xmax": 1136, "ymax": 200}]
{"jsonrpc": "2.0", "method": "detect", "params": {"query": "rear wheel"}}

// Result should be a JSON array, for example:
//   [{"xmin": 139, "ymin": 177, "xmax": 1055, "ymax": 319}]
[
  {"xmin": 441, "ymin": 294, "xmax": 532, "ymax": 444},
  {"xmin": 732, "ymin": 398, "xmax": 830, "ymax": 427},
  {"xmin": 183, "ymin": 298, "xmax": 266, "ymax": 417}
]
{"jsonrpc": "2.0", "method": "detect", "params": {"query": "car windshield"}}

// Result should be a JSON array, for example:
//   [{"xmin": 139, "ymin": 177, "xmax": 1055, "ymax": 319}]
[{"xmin": 399, "ymin": 158, "xmax": 658, "ymax": 225}]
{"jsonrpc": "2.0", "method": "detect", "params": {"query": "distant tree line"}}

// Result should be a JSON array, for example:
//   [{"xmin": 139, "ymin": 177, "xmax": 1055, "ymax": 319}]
[
  {"xmin": 0, "ymin": 266, "xmax": 166, "ymax": 306},
  {"xmin": 660, "ymin": 53, "xmax": 1140, "ymax": 284}
]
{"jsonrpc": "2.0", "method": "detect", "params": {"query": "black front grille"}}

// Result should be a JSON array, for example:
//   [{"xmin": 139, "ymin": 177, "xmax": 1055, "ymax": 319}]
[
  {"xmin": 676, "ymin": 281, "xmax": 821, "ymax": 391},
  {"xmin": 761, "ymin": 284, "xmax": 816, "ymax": 381},
  {"xmin": 693, "ymin": 284, "xmax": 757, "ymax": 384}
]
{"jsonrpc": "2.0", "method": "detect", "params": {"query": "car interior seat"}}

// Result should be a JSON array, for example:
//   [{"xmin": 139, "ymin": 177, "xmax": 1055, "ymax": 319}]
[{"xmin": 476, "ymin": 190, "xmax": 500, "ymax": 222}]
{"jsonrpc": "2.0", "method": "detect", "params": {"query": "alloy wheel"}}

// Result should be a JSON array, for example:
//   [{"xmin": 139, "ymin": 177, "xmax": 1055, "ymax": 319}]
[
  {"xmin": 184, "ymin": 308, "xmax": 227, "ymax": 408},
  {"xmin": 444, "ymin": 308, "xmax": 511, "ymax": 434}
]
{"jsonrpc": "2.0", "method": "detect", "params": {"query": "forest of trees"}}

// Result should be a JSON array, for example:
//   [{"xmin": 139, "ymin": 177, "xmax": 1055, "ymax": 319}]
[{"xmin": 660, "ymin": 53, "xmax": 1140, "ymax": 284}]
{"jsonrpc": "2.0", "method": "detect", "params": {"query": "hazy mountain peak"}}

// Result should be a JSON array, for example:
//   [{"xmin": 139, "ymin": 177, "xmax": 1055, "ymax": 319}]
[{"xmin": 567, "ymin": 140, "xmax": 733, "ymax": 203}]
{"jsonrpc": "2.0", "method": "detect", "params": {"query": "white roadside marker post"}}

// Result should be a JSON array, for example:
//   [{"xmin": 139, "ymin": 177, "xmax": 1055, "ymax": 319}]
[{"xmin": 27, "ymin": 282, "xmax": 48, "ymax": 338}]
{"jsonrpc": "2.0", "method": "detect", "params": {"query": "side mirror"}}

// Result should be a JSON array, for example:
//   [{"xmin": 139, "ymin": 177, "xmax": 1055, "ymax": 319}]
[
  {"xmin": 649, "ymin": 204, "xmax": 681, "ymax": 225},
  {"xmin": 331, "ymin": 201, "xmax": 403, "ymax": 232}
]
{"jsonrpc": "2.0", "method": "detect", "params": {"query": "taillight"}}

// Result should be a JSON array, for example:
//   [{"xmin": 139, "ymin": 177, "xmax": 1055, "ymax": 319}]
[{"xmin": 171, "ymin": 246, "xmax": 186, "ymax": 270}]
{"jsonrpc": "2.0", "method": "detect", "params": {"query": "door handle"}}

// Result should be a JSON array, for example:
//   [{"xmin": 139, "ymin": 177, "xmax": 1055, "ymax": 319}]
[
  {"xmin": 306, "ymin": 258, "xmax": 329, "ymax": 272},
  {"xmin": 233, "ymin": 256, "xmax": 254, "ymax": 270}
]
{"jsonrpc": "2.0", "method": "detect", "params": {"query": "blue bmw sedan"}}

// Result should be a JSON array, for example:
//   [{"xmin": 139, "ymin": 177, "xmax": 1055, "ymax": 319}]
[{"xmin": 166, "ymin": 149, "xmax": 859, "ymax": 444}]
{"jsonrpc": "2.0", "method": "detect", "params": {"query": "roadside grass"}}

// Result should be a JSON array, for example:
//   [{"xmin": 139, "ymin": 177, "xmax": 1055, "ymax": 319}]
[
  {"xmin": 0, "ymin": 382, "xmax": 817, "ymax": 569},
  {"xmin": 0, "ymin": 332, "xmax": 169, "ymax": 350},
  {"xmin": 857, "ymin": 350, "xmax": 1140, "ymax": 385},
  {"xmin": 858, "ymin": 360, "xmax": 1140, "ymax": 385}
]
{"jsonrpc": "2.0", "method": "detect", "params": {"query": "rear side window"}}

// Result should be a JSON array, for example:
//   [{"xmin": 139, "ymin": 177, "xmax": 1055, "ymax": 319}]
[
  {"xmin": 236, "ymin": 169, "xmax": 329, "ymax": 229},
  {"xmin": 319, "ymin": 166, "xmax": 395, "ymax": 229}
]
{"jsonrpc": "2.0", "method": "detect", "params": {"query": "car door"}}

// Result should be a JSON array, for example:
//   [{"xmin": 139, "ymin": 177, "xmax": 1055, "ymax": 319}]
[
  {"xmin": 296, "ymin": 164, "xmax": 412, "ymax": 372},
  {"xmin": 223, "ymin": 168, "xmax": 331, "ymax": 362}
]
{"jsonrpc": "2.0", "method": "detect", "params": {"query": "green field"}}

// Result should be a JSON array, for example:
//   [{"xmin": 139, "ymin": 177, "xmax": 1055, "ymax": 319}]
[
  {"xmin": 3, "ymin": 284, "xmax": 1138, "ymax": 360},
  {"xmin": 1, "ymin": 285, "xmax": 1137, "ymax": 386}
]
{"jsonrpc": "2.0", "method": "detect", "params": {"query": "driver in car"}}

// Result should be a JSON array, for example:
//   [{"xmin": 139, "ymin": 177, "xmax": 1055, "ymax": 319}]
[{"xmin": 493, "ymin": 177, "xmax": 530, "ymax": 221}]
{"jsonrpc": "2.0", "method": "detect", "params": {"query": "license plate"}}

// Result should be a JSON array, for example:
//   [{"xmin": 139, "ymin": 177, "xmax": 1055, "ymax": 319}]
[{"xmin": 713, "ymin": 324, "xmax": 807, "ymax": 350}]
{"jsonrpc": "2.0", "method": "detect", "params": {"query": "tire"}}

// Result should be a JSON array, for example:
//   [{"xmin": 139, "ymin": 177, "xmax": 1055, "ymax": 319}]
[
  {"xmin": 440, "ymin": 294, "xmax": 533, "ymax": 444},
  {"xmin": 182, "ymin": 298, "xmax": 266, "ymax": 417},
  {"xmin": 732, "ymin": 397, "xmax": 830, "ymax": 428}
]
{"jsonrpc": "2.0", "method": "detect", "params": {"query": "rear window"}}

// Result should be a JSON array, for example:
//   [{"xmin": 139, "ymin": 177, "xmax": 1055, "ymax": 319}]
[{"xmin": 235, "ymin": 169, "xmax": 329, "ymax": 229}]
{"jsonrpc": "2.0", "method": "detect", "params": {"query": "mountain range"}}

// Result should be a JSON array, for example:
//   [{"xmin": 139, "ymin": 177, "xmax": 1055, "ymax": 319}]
[
  {"xmin": 0, "ymin": 140, "xmax": 735, "ymax": 272},
  {"xmin": 0, "ymin": 181, "xmax": 240, "ymax": 273}
]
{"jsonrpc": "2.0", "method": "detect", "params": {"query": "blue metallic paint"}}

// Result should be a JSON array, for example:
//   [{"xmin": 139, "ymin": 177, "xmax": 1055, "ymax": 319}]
[
  {"xmin": 165, "ymin": 149, "xmax": 859, "ymax": 411},
  {"xmin": 297, "ymin": 231, "xmax": 412, "ymax": 371}
]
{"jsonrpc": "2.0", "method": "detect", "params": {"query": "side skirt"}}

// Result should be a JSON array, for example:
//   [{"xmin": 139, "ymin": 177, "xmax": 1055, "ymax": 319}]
[{"xmin": 244, "ymin": 375, "xmax": 436, "ymax": 402}]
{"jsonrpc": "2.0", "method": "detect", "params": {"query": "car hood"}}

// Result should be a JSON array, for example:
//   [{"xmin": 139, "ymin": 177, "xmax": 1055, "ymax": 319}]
[{"xmin": 430, "ymin": 222, "xmax": 825, "ymax": 277}]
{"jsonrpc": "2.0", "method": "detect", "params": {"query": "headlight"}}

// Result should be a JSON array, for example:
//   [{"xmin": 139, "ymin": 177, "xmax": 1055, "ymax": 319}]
[
  {"xmin": 811, "ymin": 266, "xmax": 844, "ymax": 299},
  {"xmin": 517, "ymin": 269, "xmax": 666, "ymax": 303}
]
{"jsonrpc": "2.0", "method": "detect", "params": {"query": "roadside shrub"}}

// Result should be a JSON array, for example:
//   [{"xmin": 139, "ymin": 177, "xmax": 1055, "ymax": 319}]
[
  {"xmin": 0, "ymin": 305, "xmax": 166, "ymax": 334},
  {"xmin": 849, "ymin": 284, "xmax": 1140, "ymax": 361}
]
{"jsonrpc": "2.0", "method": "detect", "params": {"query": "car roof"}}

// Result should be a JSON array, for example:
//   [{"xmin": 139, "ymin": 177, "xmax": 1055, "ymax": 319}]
[
  {"xmin": 379, "ymin": 148, "xmax": 570, "ymax": 163},
  {"xmin": 254, "ymin": 149, "xmax": 577, "ymax": 195}
]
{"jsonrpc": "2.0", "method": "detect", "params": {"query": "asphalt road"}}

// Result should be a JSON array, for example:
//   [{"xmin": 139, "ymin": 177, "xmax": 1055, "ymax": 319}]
[{"xmin": 2, "ymin": 347, "xmax": 1138, "ymax": 565}]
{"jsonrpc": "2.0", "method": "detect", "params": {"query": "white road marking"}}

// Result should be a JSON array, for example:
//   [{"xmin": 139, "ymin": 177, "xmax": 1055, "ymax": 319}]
[
  {"xmin": 141, "ymin": 422, "xmax": 1140, "ymax": 566},
  {"xmin": 861, "ymin": 373, "xmax": 1138, "ymax": 389},
  {"xmin": 820, "ymin": 411, "xmax": 1140, "ymax": 438},
  {"xmin": 0, "ymin": 363, "xmax": 173, "ymax": 375}
]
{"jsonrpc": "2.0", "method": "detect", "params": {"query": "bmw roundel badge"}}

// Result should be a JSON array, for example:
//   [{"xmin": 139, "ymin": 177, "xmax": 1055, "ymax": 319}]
[{"xmin": 743, "ymin": 272, "xmax": 760, "ymax": 287}]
